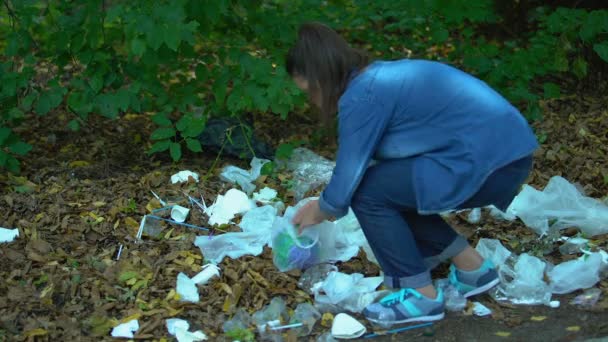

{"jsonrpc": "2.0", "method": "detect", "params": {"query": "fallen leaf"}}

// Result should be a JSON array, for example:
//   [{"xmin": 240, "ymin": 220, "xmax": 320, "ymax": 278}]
[
  {"xmin": 567, "ymin": 326, "xmax": 581, "ymax": 332},
  {"xmin": 69, "ymin": 160, "xmax": 90, "ymax": 167},
  {"xmin": 531, "ymin": 316, "xmax": 547, "ymax": 322},
  {"xmin": 495, "ymin": 331, "xmax": 511, "ymax": 337},
  {"xmin": 321, "ymin": 312, "xmax": 334, "ymax": 328},
  {"xmin": 24, "ymin": 328, "xmax": 48, "ymax": 337}
]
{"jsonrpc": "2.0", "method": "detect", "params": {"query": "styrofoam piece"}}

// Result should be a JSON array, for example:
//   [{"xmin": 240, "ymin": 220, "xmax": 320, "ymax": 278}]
[
  {"xmin": 0, "ymin": 227, "xmax": 19, "ymax": 243},
  {"xmin": 253, "ymin": 187, "xmax": 278, "ymax": 203},
  {"xmin": 191, "ymin": 264, "xmax": 221, "ymax": 285},
  {"xmin": 171, "ymin": 205, "xmax": 190, "ymax": 223},
  {"xmin": 176, "ymin": 273, "xmax": 199, "ymax": 303},
  {"xmin": 111, "ymin": 319, "xmax": 139, "ymax": 338},
  {"xmin": 331, "ymin": 313, "xmax": 366, "ymax": 339},
  {"xmin": 171, "ymin": 170, "xmax": 200, "ymax": 184},
  {"xmin": 166, "ymin": 318, "xmax": 208, "ymax": 342}
]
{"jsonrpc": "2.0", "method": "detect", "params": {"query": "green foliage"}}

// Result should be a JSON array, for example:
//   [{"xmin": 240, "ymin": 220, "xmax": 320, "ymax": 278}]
[{"xmin": 1, "ymin": 1, "xmax": 607, "ymax": 173}]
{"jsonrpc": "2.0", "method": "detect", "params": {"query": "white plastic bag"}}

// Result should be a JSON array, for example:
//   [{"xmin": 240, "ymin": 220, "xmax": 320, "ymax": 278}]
[
  {"xmin": 220, "ymin": 158, "xmax": 270, "ymax": 194},
  {"xmin": 548, "ymin": 252, "xmax": 604, "ymax": 294},
  {"xmin": 508, "ymin": 176, "xmax": 608, "ymax": 236},
  {"xmin": 493, "ymin": 253, "xmax": 552, "ymax": 305},
  {"xmin": 475, "ymin": 238, "xmax": 512, "ymax": 269},
  {"xmin": 194, "ymin": 231, "xmax": 268, "ymax": 264}
]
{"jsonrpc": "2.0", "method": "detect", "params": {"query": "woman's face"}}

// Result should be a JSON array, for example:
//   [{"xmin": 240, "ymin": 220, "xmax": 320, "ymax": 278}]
[{"xmin": 293, "ymin": 75, "xmax": 321, "ymax": 108}]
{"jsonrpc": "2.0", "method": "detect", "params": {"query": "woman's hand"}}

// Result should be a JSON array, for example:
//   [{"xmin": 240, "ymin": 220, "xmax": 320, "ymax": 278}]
[{"xmin": 292, "ymin": 200, "xmax": 331, "ymax": 233}]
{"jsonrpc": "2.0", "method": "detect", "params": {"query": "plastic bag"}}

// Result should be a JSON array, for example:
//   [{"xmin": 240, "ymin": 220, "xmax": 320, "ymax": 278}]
[
  {"xmin": 435, "ymin": 278, "xmax": 467, "ymax": 312},
  {"xmin": 239, "ymin": 205, "xmax": 277, "ymax": 235},
  {"xmin": 313, "ymin": 271, "xmax": 383, "ymax": 313},
  {"xmin": 220, "ymin": 158, "xmax": 270, "ymax": 195},
  {"xmin": 493, "ymin": 253, "xmax": 552, "ymax": 305},
  {"xmin": 508, "ymin": 176, "xmax": 608, "ymax": 236},
  {"xmin": 475, "ymin": 238, "xmax": 512, "ymax": 269},
  {"xmin": 282, "ymin": 148, "xmax": 335, "ymax": 201},
  {"xmin": 194, "ymin": 231, "xmax": 269, "ymax": 264},
  {"xmin": 548, "ymin": 252, "xmax": 603, "ymax": 294},
  {"xmin": 271, "ymin": 215, "xmax": 323, "ymax": 272},
  {"xmin": 204, "ymin": 188, "xmax": 255, "ymax": 226},
  {"xmin": 271, "ymin": 199, "xmax": 367, "ymax": 271}
]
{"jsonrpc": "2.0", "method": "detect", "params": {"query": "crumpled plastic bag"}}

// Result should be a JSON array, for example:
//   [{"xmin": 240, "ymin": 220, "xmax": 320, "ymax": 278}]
[
  {"xmin": 333, "ymin": 209, "xmax": 377, "ymax": 264},
  {"xmin": 475, "ymin": 238, "xmax": 512, "ymax": 269},
  {"xmin": 281, "ymin": 148, "xmax": 335, "ymax": 201},
  {"xmin": 220, "ymin": 158, "xmax": 270, "ymax": 194},
  {"xmin": 508, "ymin": 176, "xmax": 608, "ymax": 236},
  {"xmin": 194, "ymin": 231, "xmax": 269, "ymax": 264},
  {"xmin": 239, "ymin": 205, "xmax": 277, "ymax": 235},
  {"xmin": 271, "ymin": 208, "xmax": 324, "ymax": 272},
  {"xmin": 313, "ymin": 271, "xmax": 384, "ymax": 313},
  {"xmin": 493, "ymin": 253, "xmax": 552, "ymax": 305},
  {"xmin": 270, "ymin": 199, "xmax": 366, "ymax": 272},
  {"xmin": 204, "ymin": 188, "xmax": 255, "ymax": 226},
  {"xmin": 548, "ymin": 252, "xmax": 605, "ymax": 294},
  {"xmin": 166, "ymin": 318, "xmax": 207, "ymax": 342}
]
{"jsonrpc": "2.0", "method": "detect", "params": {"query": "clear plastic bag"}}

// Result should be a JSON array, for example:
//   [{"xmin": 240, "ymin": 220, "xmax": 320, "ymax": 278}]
[{"xmin": 508, "ymin": 176, "xmax": 608, "ymax": 236}]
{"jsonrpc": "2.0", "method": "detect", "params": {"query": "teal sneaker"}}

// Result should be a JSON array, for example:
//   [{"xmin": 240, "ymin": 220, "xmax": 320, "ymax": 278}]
[
  {"xmin": 448, "ymin": 259, "xmax": 500, "ymax": 298},
  {"xmin": 363, "ymin": 288, "xmax": 445, "ymax": 326}
]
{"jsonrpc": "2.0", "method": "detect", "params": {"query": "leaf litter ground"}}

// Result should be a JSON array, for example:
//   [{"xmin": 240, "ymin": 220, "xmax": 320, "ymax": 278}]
[{"xmin": 1, "ymin": 94, "xmax": 608, "ymax": 341}]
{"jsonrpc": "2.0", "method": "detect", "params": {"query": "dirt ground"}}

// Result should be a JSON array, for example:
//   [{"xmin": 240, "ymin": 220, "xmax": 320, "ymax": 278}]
[{"xmin": 1, "ymin": 90, "xmax": 608, "ymax": 341}]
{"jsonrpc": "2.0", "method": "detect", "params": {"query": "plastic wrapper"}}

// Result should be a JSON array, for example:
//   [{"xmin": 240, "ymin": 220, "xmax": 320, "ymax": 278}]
[
  {"xmin": 492, "ymin": 253, "xmax": 552, "ymax": 305},
  {"xmin": 282, "ymin": 147, "xmax": 335, "ymax": 201},
  {"xmin": 508, "ymin": 176, "xmax": 608, "ymax": 236},
  {"xmin": 548, "ymin": 252, "xmax": 604, "ymax": 294}
]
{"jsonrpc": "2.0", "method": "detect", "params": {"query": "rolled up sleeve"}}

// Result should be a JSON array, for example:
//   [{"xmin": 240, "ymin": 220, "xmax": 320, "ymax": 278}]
[{"xmin": 319, "ymin": 97, "xmax": 391, "ymax": 218}]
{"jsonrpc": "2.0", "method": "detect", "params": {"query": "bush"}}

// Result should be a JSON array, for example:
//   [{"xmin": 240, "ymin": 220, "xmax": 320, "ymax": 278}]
[{"xmin": 1, "ymin": 0, "xmax": 607, "ymax": 173}]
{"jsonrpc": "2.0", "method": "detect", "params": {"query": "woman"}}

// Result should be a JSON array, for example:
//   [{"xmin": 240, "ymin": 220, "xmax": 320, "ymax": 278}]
[{"xmin": 289, "ymin": 22, "xmax": 538, "ymax": 325}]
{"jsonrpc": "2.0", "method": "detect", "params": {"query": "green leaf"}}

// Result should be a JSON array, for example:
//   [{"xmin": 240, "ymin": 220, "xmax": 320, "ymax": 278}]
[
  {"xmin": 0, "ymin": 127, "xmax": 11, "ymax": 145},
  {"xmin": 572, "ymin": 57, "xmax": 588, "ymax": 79},
  {"xmin": 68, "ymin": 91, "xmax": 94, "ymax": 117},
  {"xmin": 169, "ymin": 142, "xmax": 182, "ymax": 161},
  {"xmin": 68, "ymin": 119, "xmax": 80, "ymax": 131},
  {"xmin": 260, "ymin": 161, "xmax": 275, "ymax": 176},
  {"xmin": 89, "ymin": 73, "xmax": 104, "ymax": 93},
  {"xmin": 116, "ymin": 89, "xmax": 130, "ymax": 112},
  {"xmin": 118, "ymin": 271, "xmax": 138, "ymax": 283},
  {"xmin": 8, "ymin": 108, "xmax": 25, "ymax": 120},
  {"xmin": 9, "ymin": 141, "xmax": 32, "ymax": 156},
  {"xmin": 6, "ymin": 156, "xmax": 20, "ymax": 174},
  {"xmin": 35, "ymin": 85, "xmax": 65, "ymax": 115},
  {"xmin": 131, "ymin": 38, "xmax": 146, "ymax": 57},
  {"xmin": 21, "ymin": 92, "xmax": 37, "ymax": 111},
  {"xmin": 148, "ymin": 139, "xmax": 171, "ymax": 154},
  {"xmin": 593, "ymin": 42, "xmax": 608, "ymax": 63},
  {"xmin": 152, "ymin": 113, "xmax": 172, "ymax": 126},
  {"xmin": 0, "ymin": 150, "xmax": 7, "ymax": 166},
  {"xmin": 431, "ymin": 28, "xmax": 449, "ymax": 43},
  {"xmin": 96, "ymin": 93, "xmax": 119, "ymax": 118},
  {"xmin": 176, "ymin": 113, "xmax": 192, "ymax": 132},
  {"xmin": 182, "ymin": 117, "xmax": 205, "ymax": 137},
  {"xmin": 543, "ymin": 82, "xmax": 561, "ymax": 99},
  {"xmin": 150, "ymin": 127, "xmax": 176, "ymax": 140},
  {"xmin": 275, "ymin": 143, "xmax": 295, "ymax": 160},
  {"xmin": 164, "ymin": 24, "xmax": 181, "ymax": 51},
  {"xmin": 185, "ymin": 138, "xmax": 202, "ymax": 152}
]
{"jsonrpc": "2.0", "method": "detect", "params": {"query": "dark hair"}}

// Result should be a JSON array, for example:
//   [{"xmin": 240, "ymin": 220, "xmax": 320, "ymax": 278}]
[{"xmin": 286, "ymin": 22, "xmax": 369, "ymax": 121}]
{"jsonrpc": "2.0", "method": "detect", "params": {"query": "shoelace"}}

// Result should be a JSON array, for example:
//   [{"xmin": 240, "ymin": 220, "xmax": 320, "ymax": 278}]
[{"xmin": 380, "ymin": 288, "xmax": 422, "ymax": 306}]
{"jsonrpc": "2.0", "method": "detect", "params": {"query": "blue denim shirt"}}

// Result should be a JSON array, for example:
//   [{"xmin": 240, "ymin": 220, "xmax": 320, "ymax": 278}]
[{"xmin": 318, "ymin": 59, "xmax": 539, "ymax": 218}]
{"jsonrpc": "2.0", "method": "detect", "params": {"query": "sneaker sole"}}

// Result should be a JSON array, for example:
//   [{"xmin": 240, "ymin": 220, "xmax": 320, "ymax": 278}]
[
  {"xmin": 463, "ymin": 278, "xmax": 500, "ymax": 298},
  {"xmin": 367, "ymin": 312, "xmax": 445, "ymax": 325}
]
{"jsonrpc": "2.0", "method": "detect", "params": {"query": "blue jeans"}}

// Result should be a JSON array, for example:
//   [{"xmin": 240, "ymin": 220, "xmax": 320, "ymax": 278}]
[{"xmin": 351, "ymin": 155, "xmax": 533, "ymax": 289}]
